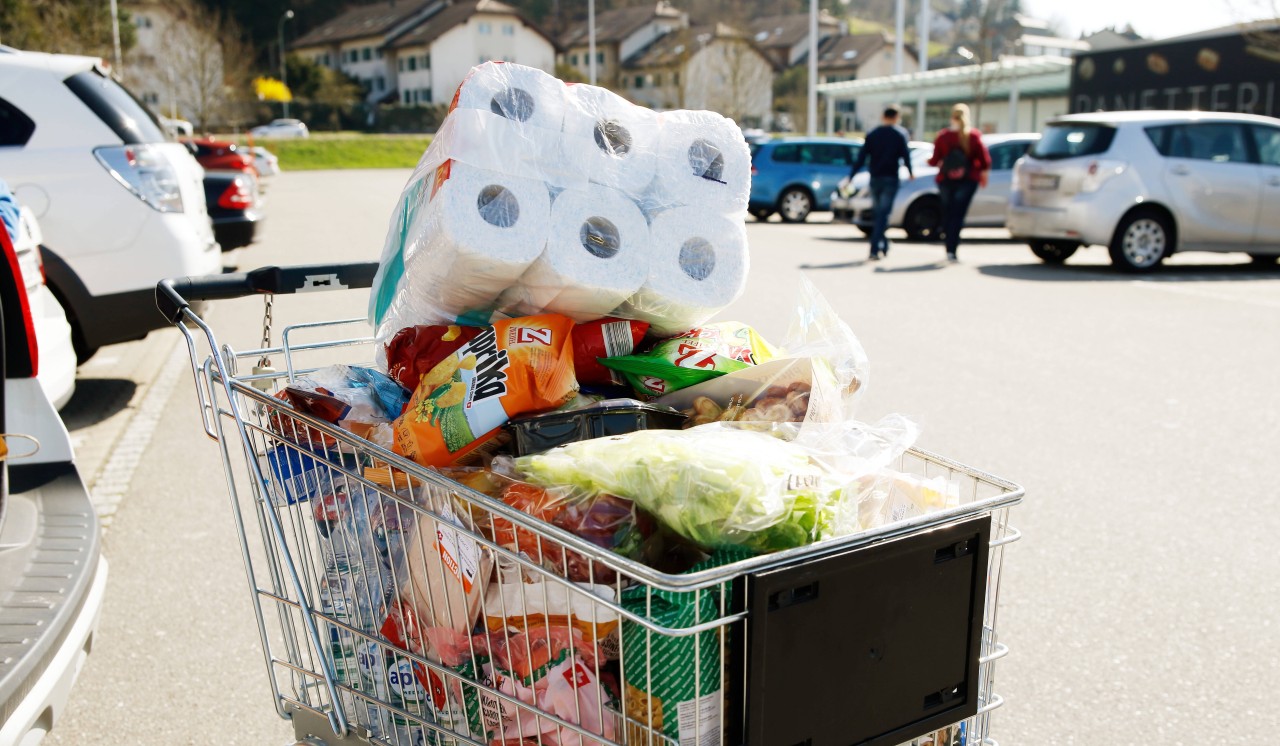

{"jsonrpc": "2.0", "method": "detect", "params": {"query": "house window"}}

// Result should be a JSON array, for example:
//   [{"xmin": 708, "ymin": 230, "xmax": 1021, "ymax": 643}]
[
  {"xmin": 375, "ymin": 76, "xmax": 385, "ymax": 92},
  {"xmin": 377, "ymin": 49, "xmax": 384, "ymax": 59},
  {"xmin": 634, "ymin": 75, "xmax": 644, "ymax": 88},
  {"xmin": 653, "ymin": 73, "xmax": 662, "ymax": 86},
  {"xmin": 403, "ymin": 89, "xmax": 411, "ymax": 105},
  {"xmin": 135, "ymin": 15, "xmax": 151, "ymax": 28},
  {"xmin": 673, "ymin": 71, "xmax": 679, "ymax": 86},
  {"xmin": 322, "ymin": 53, "xmax": 330, "ymax": 66},
  {"xmin": 398, "ymin": 58, "xmax": 405, "ymax": 71},
  {"xmin": 362, "ymin": 47, "xmax": 372, "ymax": 61},
  {"xmin": 408, "ymin": 56, "xmax": 417, "ymax": 71},
  {"xmin": 570, "ymin": 54, "xmax": 578, "ymax": 65},
  {"xmin": 422, "ymin": 54, "xmax": 430, "ymax": 69},
  {"xmin": 421, "ymin": 88, "xmax": 432, "ymax": 103},
  {"xmin": 597, "ymin": 52, "xmax": 604, "ymax": 64},
  {"xmin": 478, "ymin": 22, "xmax": 492, "ymax": 34},
  {"xmin": 503, "ymin": 23, "xmax": 515, "ymax": 36}
]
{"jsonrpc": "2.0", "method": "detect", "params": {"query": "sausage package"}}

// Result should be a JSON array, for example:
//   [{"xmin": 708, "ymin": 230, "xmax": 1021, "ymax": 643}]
[{"xmin": 392, "ymin": 315, "xmax": 579, "ymax": 467}]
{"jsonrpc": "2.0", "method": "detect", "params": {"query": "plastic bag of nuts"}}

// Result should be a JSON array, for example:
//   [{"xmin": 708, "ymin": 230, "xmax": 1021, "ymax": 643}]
[{"xmin": 683, "ymin": 381, "xmax": 812, "ymax": 427}]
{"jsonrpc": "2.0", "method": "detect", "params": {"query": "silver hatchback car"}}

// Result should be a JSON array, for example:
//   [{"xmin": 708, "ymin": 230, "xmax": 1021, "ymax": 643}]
[
  {"xmin": 1009, "ymin": 111, "xmax": 1280, "ymax": 271},
  {"xmin": 834, "ymin": 134, "xmax": 1039, "ymax": 240}
]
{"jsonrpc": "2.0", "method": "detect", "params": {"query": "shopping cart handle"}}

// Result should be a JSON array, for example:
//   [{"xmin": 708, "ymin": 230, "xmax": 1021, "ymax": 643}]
[{"xmin": 156, "ymin": 262, "xmax": 380, "ymax": 323}]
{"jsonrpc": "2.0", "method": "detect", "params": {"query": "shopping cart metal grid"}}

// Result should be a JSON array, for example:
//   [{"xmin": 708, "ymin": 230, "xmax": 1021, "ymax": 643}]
[{"xmin": 157, "ymin": 264, "xmax": 1023, "ymax": 746}]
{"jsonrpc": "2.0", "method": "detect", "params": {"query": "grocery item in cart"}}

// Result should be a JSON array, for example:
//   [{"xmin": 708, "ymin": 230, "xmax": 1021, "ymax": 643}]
[
  {"xmin": 571, "ymin": 317, "xmax": 648, "ymax": 388},
  {"xmin": 615, "ymin": 207, "xmax": 750, "ymax": 336},
  {"xmin": 601, "ymin": 321, "xmax": 776, "ymax": 398},
  {"xmin": 399, "ymin": 493, "xmax": 493, "ymax": 638},
  {"xmin": 392, "ymin": 315, "xmax": 578, "ymax": 467},
  {"xmin": 620, "ymin": 548, "xmax": 749, "ymax": 745},
  {"xmin": 505, "ymin": 399, "xmax": 687, "ymax": 456},
  {"xmin": 499, "ymin": 184, "xmax": 651, "ymax": 322},
  {"xmin": 385, "ymin": 323, "xmax": 482, "ymax": 391},
  {"xmin": 482, "ymin": 577, "xmax": 620, "ymax": 652},
  {"xmin": 370, "ymin": 62, "xmax": 753, "ymax": 349},
  {"xmin": 270, "ymin": 365, "xmax": 409, "ymax": 448}
]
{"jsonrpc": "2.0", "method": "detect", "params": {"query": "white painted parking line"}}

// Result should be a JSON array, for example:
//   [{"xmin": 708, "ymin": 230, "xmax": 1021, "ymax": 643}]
[{"xmin": 89, "ymin": 337, "xmax": 188, "ymax": 529}]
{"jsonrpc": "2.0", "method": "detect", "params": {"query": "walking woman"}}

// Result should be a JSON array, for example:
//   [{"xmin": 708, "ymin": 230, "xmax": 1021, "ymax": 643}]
[{"xmin": 929, "ymin": 103, "xmax": 991, "ymax": 262}]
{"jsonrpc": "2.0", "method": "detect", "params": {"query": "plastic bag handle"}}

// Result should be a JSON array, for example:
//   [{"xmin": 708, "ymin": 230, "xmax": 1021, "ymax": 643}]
[{"xmin": 155, "ymin": 262, "xmax": 379, "ymax": 323}]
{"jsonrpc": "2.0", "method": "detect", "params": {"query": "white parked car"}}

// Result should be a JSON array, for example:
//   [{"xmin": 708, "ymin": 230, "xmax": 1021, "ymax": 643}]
[
  {"xmin": 0, "ymin": 204, "xmax": 108, "ymax": 746},
  {"xmin": 250, "ymin": 118, "xmax": 309, "ymax": 139},
  {"xmin": 1010, "ymin": 111, "xmax": 1280, "ymax": 271},
  {"xmin": 0, "ymin": 49, "xmax": 221, "ymax": 360},
  {"xmin": 159, "ymin": 115, "xmax": 193, "ymax": 138},
  {"xmin": 252, "ymin": 145, "xmax": 280, "ymax": 176}
]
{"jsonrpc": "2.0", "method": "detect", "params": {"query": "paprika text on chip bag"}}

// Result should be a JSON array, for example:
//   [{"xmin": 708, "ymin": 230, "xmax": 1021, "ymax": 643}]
[{"xmin": 393, "ymin": 315, "xmax": 579, "ymax": 467}]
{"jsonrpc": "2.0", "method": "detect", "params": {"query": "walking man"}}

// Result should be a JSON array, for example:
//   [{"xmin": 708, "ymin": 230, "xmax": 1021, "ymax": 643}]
[{"xmin": 849, "ymin": 106, "xmax": 914, "ymax": 260}]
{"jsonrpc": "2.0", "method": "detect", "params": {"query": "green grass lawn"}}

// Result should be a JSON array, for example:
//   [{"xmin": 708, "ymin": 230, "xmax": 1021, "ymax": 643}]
[{"xmin": 242, "ymin": 133, "xmax": 433, "ymax": 171}]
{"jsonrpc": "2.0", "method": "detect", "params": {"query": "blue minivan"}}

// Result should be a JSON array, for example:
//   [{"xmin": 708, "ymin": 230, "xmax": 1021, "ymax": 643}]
[{"xmin": 749, "ymin": 137, "xmax": 864, "ymax": 223}]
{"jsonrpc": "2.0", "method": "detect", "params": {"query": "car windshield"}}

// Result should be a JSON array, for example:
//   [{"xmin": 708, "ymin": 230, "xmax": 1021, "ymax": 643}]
[
  {"xmin": 1030, "ymin": 124, "xmax": 1117, "ymax": 160},
  {"xmin": 64, "ymin": 70, "xmax": 166, "ymax": 145}
]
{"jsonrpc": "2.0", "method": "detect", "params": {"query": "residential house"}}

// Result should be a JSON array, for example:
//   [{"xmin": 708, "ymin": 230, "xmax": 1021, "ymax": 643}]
[
  {"xmin": 748, "ymin": 11, "xmax": 842, "ymax": 68},
  {"xmin": 388, "ymin": 0, "xmax": 558, "ymax": 106},
  {"xmin": 621, "ymin": 23, "xmax": 776, "ymax": 127},
  {"xmin": 122, "ymin": 0, "xmax": 226, "ymax": 126},
  {"xmin": 559, "ymin": 3, "xmax": 688, "ymax": 88},
  {"xmin": 1082, "ymin": 26, "xmax": 1143, "ymax": 51},
  {"xmin": 813, "ymin": 31, "xmax": 918, "ymax": 131},
  {"xmin": 289, "ymin": 1, "xmax": 441, "ymax": 103},
  {"xmin": 289, "ymin": 0, "xmax": 557, "ymax": 107}
]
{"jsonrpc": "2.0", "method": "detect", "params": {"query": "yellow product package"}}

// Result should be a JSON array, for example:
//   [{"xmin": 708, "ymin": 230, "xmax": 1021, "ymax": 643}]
[{"xmin": 393, "ymin": 314, "xmax": 578, "ymax": 467}]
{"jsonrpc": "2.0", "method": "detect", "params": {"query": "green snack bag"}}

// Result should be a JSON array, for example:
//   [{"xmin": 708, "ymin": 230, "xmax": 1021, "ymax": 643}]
[
  {"xmin": 620, "ymin": 548, "xmax": 751, "ymax": 744},
  {"xmin": 601, "ymin": 322, "xmax": 776, "ymax": 397}
]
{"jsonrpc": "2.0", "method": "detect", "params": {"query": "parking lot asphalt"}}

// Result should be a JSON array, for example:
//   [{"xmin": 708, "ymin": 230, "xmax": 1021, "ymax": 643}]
[{"xmin": 48, "ymin": 168, "xmax": 1280, "ymax": 745}]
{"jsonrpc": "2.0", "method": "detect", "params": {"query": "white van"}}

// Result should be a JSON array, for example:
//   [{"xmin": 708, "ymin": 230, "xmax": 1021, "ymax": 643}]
[{"xmin": 0, "ymin": 48, "xmax": 220, "ymax": 359}]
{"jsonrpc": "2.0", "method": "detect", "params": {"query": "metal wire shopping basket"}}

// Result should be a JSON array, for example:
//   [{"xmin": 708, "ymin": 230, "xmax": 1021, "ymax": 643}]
[{"xmin": 157, "ymin": 263, "xmax": 1024, "ymax": 746}]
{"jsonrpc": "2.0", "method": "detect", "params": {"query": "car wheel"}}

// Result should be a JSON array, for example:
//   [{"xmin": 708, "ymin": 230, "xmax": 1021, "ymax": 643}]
[
  {"xmin": 750, "ymin": 207, "xmax": 774, "ymax": 222},
  {"xmin": 1029, "ymin": 240, "xmax": 1080, "ymax": 264},
  {"xmin": 777, "ymin": 188, "xmax": 813, "ymax": 223},
  {"xmin": 1109, "ymin": 210, "xmax": 1173, "ymax": 273},
  {"xmin": 903, "ymin": 197, "xmax": 942, "ymax": 241}
]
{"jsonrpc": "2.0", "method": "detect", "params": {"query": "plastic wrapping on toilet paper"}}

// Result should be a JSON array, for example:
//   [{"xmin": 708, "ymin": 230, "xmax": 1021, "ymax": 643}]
[
  {"xmin": 650, "ymin": 109, "xmax": 752, "ymax": 215},
  {"xmin": 499, "ymin": 183, "xmax": 650, "ymax": 322},
  {"xmin": 371, "ymin": 161, "xmax": 550, "ymax": 345},
  {"xmin": 451, "ymin": 61, "xmax": 568, "ymax": 132},
  {"xmin": 618, "ymin": 207, "xmax": 750, "ymax": 336},
  {"xmin": 562, "ymin": 83, "xmax": 660, "ymax": 198},
  {"xmin": 370, "ymin": 62, "xmax": 755, "ymax": 351}
]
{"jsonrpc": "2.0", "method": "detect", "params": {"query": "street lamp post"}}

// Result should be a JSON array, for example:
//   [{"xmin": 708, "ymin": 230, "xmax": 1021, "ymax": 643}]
[{"xmin": 279, "ymin": 9, "xmax": 295, "ymax": 119}]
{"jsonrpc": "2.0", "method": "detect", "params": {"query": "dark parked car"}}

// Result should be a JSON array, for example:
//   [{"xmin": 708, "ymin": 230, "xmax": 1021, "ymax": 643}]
[
  {"xmin": 748, "ymin": 137, "xmax": 864, "ymax": 222},
  {"xmin": 204, "ymin": 171, "xmax": 263, "ymax": 250}
]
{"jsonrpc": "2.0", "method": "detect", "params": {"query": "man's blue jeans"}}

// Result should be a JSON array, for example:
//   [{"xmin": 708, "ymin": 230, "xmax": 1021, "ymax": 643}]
[{"xmin": 869, "ymin": 176, "xmax": 900, "ymax": 256}]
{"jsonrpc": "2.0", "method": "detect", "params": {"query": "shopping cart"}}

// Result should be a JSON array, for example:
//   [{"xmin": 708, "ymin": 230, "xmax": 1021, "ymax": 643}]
[{"xmin": 157, "ymin": 262, "xmax": 1023, "ymax": 746}]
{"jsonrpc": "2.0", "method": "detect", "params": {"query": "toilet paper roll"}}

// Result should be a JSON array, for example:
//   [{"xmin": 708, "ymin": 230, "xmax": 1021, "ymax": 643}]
[
  {"xmin": 452, "ymin": 61, "xmax": 568, "ymax": 133},
  {"xmin": 504, "ymin": 184, "xmax": 651, "ymax": 322},
  {"xmin": 379, "ymin": 162, "xmax": 551, "ymax": 337},
  {"xmin": 619, "ymin": 207, "xmax": 749, "ymax": 335},
  {"xmin": 653, "ymin": 110, "xmax": 752, "ymax": 215},
  {"xmin": 562, "ymin": 84, "xmax": 660, "ymax": 198}
]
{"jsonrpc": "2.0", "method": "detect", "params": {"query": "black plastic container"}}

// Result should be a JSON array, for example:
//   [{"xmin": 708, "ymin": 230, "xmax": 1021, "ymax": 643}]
[{"xmin": 506, "ymin": 399, "xmax": 687, "ymax": 455}]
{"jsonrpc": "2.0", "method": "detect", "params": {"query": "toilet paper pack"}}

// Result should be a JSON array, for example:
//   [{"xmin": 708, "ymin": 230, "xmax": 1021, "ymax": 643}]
[
  {"xmin": 501, "ymin": 184, "xmax": 650, "ymax": 321},
  {"xmin": 562, "ymin": 84, "xmax": 660, "ymax": 199},
  {"xmin": 651, "ymin": 109, "xmax": 752, "ymax": 215},
  {"xmin": 619, "ymin": 207, "xmax": 750, "ymax": 335}
]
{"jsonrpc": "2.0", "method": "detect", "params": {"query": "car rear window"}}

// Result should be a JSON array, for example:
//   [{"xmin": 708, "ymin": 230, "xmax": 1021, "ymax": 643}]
[
  {"xmin": 64, "ymin": 70, "xmax": 166, "ymax": 144},
  {"xmin": 0, "ymin": 97, "xmax": 35, "ymax": 147},
  {"xmin": 1030, "ymin": 124, "xmax": 1116, "ymax": 160},
  {"xmin": 771, "ymin": 143, "xmax": 800, "ymax": 163}
]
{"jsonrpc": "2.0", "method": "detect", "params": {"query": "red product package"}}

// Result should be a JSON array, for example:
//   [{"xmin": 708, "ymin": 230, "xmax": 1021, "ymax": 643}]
[
  {"xmin": 384, "ymin": 324, "xmax": 481, "ymax": 391},
  {"xmin": 572, "ymin": 318, "xmax": 648, "ymax": 388}
]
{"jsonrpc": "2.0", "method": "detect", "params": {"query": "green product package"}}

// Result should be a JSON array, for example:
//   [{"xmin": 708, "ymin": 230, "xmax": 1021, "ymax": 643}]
[
  {"xmin": 619, "ymin": 548, "xmax": 751, "ymax": 744},
  {"xmin": 600, "ymin": 322, "xmax": 777, "ymax": 398}
]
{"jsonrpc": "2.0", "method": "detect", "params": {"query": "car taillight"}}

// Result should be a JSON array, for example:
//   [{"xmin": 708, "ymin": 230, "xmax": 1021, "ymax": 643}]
[
  {"xmin": 750, "ymin": 165, "xmax": 758, "ymax": 176},
  {"xmin": 1080, "ymin": 159, "xmax": 1127, "ymax": 193},
  {"xmin": 1, "ymin": 226, "xmax": 38, "ymax": 377},
  {"xmin": 94, "ymin": 144, "xmax": 185, "ymax": 212},
  {"xmin": 218, "ymin": 176, "xmax": 254, "ymax": 210}
]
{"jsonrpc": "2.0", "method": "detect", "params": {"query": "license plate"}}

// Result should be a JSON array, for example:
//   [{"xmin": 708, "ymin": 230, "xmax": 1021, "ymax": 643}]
[{"xmin": 1029, "ymin": 173, "xmax": 1060, "ymax": 190}]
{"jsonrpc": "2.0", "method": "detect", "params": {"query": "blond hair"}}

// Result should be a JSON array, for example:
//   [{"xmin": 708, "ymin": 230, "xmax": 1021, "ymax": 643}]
[{"xmin": 952, "ymin": 103, "xmax": 972, "ymax": 154}]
